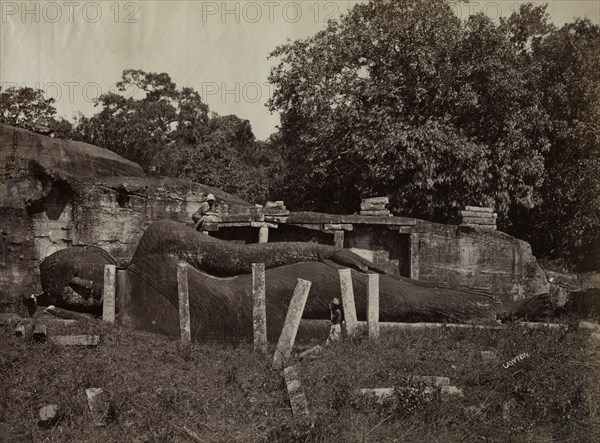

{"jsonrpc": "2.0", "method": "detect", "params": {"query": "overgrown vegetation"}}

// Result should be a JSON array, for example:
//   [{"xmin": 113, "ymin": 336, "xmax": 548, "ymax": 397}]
[{"xmin": 2, "ymin": 320, "xmax": 599, "ymax": 442}]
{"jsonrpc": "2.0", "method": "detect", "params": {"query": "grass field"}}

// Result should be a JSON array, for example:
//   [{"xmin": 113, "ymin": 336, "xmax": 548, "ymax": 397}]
[{"xmin": 1, "ymin": 317, "xmax": 599, "ymax": 442}]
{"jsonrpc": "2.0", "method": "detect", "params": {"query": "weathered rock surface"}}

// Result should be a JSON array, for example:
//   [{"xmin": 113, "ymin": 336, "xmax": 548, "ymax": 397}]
[
  {"xmin": 39, "ymin": 246, "xmax": 117, "ymax": 312},
  {"xmin": 414, "ymin": 222, "xmax": 549, "ymax": 300},
  {"xmin": 0, "ymin": 124, "xmax": 252, "ymax": 310}
]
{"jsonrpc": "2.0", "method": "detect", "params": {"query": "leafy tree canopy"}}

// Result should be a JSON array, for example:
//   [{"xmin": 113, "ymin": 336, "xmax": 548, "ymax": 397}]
[
  {"xmin": 268, "ymin": 0, "xmax": 554, "ymax": 220},
  {"xmin": 0, "ymin": 86, "xmax": 72, "ymax": 137}
]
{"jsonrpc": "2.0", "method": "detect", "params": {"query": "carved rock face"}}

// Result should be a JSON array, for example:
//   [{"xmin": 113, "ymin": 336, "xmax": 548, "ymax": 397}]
[
  {"xmin": 0, "ymin": 123, "xmax": 253, "ymax": 310},
  {"xmin": 39, "ymin": 246, "xmax": 117, "ymax": 312}
]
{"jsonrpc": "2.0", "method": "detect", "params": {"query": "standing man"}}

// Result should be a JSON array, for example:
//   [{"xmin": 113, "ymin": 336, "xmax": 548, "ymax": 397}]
[
  {"xmin": 326, "ymin": 298, "xmax": 343, "ymax": 345},
  {"xmin": 192, "ymin": 193, "xmax": 216, "ymax": 231}
]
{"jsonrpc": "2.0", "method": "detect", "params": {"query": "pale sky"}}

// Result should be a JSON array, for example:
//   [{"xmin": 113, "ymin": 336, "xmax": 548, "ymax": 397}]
[{"xmin": 1, "ymin": 1, "xmax": 599, "ymax": 140}]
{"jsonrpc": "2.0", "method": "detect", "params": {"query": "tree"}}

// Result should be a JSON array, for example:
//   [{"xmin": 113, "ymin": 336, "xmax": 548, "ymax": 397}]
[
  {"xmin": 268, "ymin": 0, "xmax": 551, "ymax": 221},
  {"xmin": 0, "ymin": 86, "xmax": 72, "ymax": 136},
  {"xmin": 524, "ymin": 19, "xmax": 600, "ymax": 268},
  {"xmin": 71, "ymin": 69, "xmax": 194, "ymax": 170},
  {"xmin": 155, "ymin": 114, "xmax": 283, "ymax": 203},
  {"xmin": 73, "ymin": 69, "xmax": 281, "ymax": 204}
]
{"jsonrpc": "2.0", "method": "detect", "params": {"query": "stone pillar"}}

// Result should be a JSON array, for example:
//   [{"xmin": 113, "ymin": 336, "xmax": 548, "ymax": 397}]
[
  {"xmin": 283, "ymin": 365, "xmax": 310, "ymax": 417},
  {"xmin": 273, "ymin": 278, "xmax": 311, "ymax": 369},
  {"xmin": 177, "ymin": 262, "xmax": 191, "ymax": 343},
  {"xmin": 258, "ymin": 226, "xmax": 269, "ymax": 243},
  {"xmin": 102, "ymin": 265, "xmax": 116, "ymax": 323},
  {"xmin": 252, "ymin": 263, "xmax": 267, "ymax": 353},
  {"xmin": 338, "ymin": 268, "xmax": 358, "ymax": 338},
  {"xmin": 409, "ymin": 233, "xmax": 420, "ymax": 279},
  {"xmin": 333, "ymin": 230, "xmax": 344, "ymax": 248},
  {"xmin": 367, "ymin": 273, "xmax": 380, "ymax": 340}
]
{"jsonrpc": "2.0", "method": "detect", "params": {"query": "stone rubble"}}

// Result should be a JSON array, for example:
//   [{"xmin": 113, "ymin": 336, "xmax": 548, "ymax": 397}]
[
  {"xmin": 459, "ymin": 206, "xmax": 497, "ymax": 230},
  {"xmin": 85, "ymin": 388, "xmax": 114, "ymax": 427},
  {"xmin": 360, "ymin": 196, "xmax": 391, "ymax": 216},
  {"xmin": 38, "ymin": 404, "xmax": 60, "ymax": 428}
]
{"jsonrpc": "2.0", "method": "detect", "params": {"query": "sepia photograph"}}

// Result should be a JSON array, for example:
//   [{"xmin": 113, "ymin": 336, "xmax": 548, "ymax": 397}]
[{"xmin": 1, "ymin": 0, "xmax": 600, "ymax": 441}]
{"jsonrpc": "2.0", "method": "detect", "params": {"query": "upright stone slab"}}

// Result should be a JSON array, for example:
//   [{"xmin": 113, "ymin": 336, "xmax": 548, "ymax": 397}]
[
  {"xmin": 333, "ymin": 230, "xmax": 344, "ymax": 248},
  {"xmin": 177, "ymin": 262, "xmax": 191, "ymax": 343},
  {"xmin": 252, "ymin": 263, "xmax": 267, "ymax": 353},
  {"xmin": 273, "ymin": 278, "xmax": 311, "ymax": 369},
  {"xmin": 367, "ymin": 273, "xmax": 380, "ymax": 340},
  {"xmin": 283, "ymin": 365, "xmax": 310, "ymax": 417},
  {"xmin": 102, "ymin": 265, "xmax": 116, "ymax": 323},
  {"xmin": 409, "ymin": 233, "xmax": 420, "ymax": 279},
  {"xmin": 258, "ymin": 226, "xmax": 269, "ymax": 243},
  {"xmin": 338, "ymin": 268, "xmax": 358, "ymax": 337}
]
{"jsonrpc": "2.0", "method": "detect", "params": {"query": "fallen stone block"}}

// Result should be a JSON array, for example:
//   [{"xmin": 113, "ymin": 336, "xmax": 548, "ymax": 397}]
[
  {"xmin": 362, "ymin": 196, "xmax": 389, "ymax": 206},
  {"xmin": 441, "ymin": 386, "xmax": 464, "ymax": 397},
  {"xmin": 298, "ymin": 345, "xmax": 322, "ymax": 360},
  {"xmin": 265, "ymin": 200, "xmax": 285, "ymax": 209},
  {"xmin": 579, "ymin": 321, "xmax": 600, "ymax": 332},
  {"xmin": 360, "ymin": 203, "xmax": 388, "ymax": 211},
  {"xmin": 38, "ymin": 404, "xmax": 61, "ymax": 428},
  {"xmin": 481, "ymin": 351, "xmax": 498, "ymax": 363},
  {"xmin": 33, "ymin": 324, "xmax": 47, "ymax": 342},
  {"xmin": 464, "ymin": 206, "xmax": 494, "ymax": 213},
  {"xmin": 283, "ymin": 365, "xmax": 310, "ymax": 417},
  {"xmin": 85, "ymin": 388, "xmax": 114, "ymax": 426},
  {"xmin": 459, "ymin": 210, "xmax": 497, "ymax": 218},
  {"xmin": 15, "ymin": 324, "xmax": 27, "ymax": 337},
  {"xmin": 357, "ymin": 385, "xmax": 464, "ymax": 403},
  {"xmin": 50, "ymin": 335, "xmax": 100, "ymax": 347},
  {"xmin": 517, "ymin": 321, "xmax": 567, "ymax": 330},
  {"xmin": 377, "ymin": 321, "xmax": 502, "ymax": 331},
  {"xmin": 459, "ymin": 216, "xmax": 497, "ymax": 224},
  {"xmin": 357, "ymin": 388, "xmax": 396, "ymax": 401}
]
